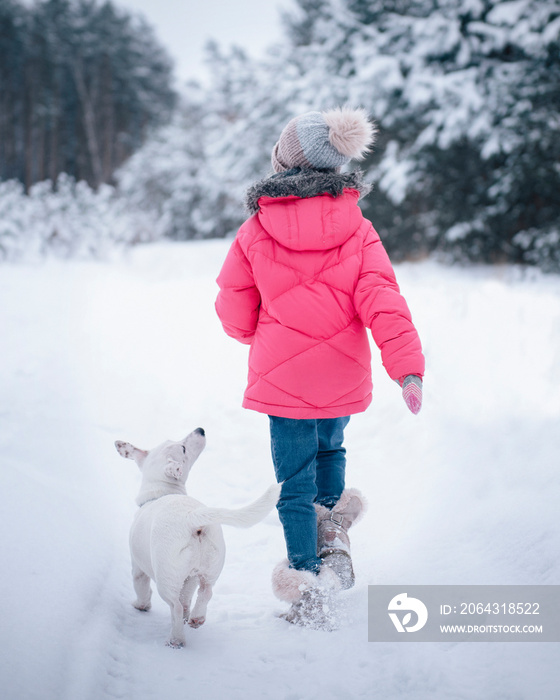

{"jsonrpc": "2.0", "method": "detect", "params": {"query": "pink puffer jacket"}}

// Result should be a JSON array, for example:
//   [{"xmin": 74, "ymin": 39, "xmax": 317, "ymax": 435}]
[{"xmin": 216, "ymin": 176, "xmax": 424, "ymax": 419}]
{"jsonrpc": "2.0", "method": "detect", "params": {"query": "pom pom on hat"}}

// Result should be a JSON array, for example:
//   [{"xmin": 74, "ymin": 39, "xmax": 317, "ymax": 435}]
[
  {"xmin": 323, "ymin": 107, "xmax": 376, "ymax": 161},
  {"xmin": 272, "ymin": 107, "xmax": 377, "ymax": 173}
]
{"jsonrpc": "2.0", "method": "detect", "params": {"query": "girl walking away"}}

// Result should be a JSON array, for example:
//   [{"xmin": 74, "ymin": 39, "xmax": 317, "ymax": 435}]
[{"xmin": 215, "ymin": 107, "xmax": 425, "ymax": 628}]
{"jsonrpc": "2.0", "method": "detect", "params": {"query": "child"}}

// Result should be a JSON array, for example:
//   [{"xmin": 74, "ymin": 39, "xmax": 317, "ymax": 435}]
[{"xmin": 215, "ymin": 108, "xmax": 425, "ymax": 626}]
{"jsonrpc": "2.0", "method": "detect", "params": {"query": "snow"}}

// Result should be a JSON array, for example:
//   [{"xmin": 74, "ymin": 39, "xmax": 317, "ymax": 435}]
[
  {"xmin": 487, "ymin": 1, "xmax": 532, "ymax": 27},
  {"xmin": 1, "ymin": 241, "xmax": 559, "ymax": 700}
]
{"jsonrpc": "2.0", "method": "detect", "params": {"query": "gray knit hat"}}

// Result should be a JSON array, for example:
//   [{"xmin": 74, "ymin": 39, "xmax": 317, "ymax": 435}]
[{"xmin": 271, "ymin": 107, "xmax": 377, "ymax": 173}]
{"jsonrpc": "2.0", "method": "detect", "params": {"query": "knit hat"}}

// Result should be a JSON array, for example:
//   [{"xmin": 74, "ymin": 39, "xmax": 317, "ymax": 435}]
[{"xmin": 271, "ymin": 107, "xmax": 377, "ymax": 173}]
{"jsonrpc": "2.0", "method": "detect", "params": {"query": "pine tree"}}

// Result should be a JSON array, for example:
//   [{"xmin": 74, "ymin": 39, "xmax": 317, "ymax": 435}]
[
  {"xmin": 280, "ymin": 0, "xmax": 560, "ymax": 266},
  {"xmin": 0, "ymin": 0, "xmax": 27, "ymax": 182},
  {"xmin": 0, "ymin": 0, "xmax": 176, "ymax": 190}
]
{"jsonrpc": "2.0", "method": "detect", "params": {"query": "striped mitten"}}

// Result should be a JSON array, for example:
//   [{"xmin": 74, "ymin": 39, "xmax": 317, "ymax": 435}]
[{"xmin": 401, "ymin": 375, "xmax": 423, "ymax": 415}]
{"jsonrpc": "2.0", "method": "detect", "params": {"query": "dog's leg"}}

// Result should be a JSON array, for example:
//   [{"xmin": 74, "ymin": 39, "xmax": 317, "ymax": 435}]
[
  {"xmin": 180, "ymin": 577, "xmax": 197, "ymax": 622},
  {"xmin": 188, "ymin": 578, "xmax": 213, "ymax": 629},
  {"xmin": 132, "ymin": 564, "xmax": 152, "ymax": 612},
  {"xmin": 156, "ymin": 583, "xmax": 187, "ymax": 648},
  {"xmin": 165, "ymin": 598, "xmax": 188, "ymax": 648}
]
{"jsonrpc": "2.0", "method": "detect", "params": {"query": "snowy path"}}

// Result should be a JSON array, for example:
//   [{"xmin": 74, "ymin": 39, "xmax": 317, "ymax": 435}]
[{"xmin": 1, "ymin": 242, "xmax": 559, "ymax": 699}]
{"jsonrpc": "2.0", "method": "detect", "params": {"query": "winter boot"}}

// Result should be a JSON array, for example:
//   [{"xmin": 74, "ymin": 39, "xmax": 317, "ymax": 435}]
[
  {"xmin": 272, "ymin": 559, "xmax": 341, "ymax": 630},
  {"xmin": 315, "ymin": 488, "xmax": 367, "ymax": 590}
]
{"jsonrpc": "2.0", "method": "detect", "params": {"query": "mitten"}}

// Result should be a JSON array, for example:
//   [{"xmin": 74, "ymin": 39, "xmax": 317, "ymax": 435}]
[{"xmin": 401, "ymin": 375, "xmax": 423, "ymax": 415}]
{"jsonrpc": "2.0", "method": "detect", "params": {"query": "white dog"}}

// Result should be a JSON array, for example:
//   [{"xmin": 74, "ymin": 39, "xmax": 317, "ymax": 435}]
[{"xmin": 115, "ymin": 428, "xmax": 279, "ymax": 648}]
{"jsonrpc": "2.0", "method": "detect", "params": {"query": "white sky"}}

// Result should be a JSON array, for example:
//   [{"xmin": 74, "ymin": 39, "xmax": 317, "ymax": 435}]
[{"xmin": 117, "ymin": 0, "xmax": 297, "ymax": 85}]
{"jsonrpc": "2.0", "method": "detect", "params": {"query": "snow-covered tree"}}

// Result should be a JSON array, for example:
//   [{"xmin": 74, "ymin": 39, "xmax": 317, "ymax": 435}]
[
  {"xmin": 117, "ymin": 43, "xmax": 296, "ymax": 241},
  {"xmin": 278, "ymin": 0, "xmax": 560, "ymax": 265},
  {"xmin": 0, "ymin": 174, "xmax": 151, "ymax": 261}
]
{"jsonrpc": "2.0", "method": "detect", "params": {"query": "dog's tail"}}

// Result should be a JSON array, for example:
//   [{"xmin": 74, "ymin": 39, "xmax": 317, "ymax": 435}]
[{"xmin": 188, "ymin": 484, "xmax": 281, "ymax": 529}]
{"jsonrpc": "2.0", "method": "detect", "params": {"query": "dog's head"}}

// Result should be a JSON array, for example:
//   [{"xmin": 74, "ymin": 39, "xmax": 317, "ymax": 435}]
[{"xmin": 115, "ymin": 428, "xmax": 206, "ymax": 504}]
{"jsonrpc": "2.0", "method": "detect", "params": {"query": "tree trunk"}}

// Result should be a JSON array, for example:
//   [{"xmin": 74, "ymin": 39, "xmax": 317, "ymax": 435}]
[{"xmin": 71, "ymin": 54, "xmax": 103, "ymax": 187}]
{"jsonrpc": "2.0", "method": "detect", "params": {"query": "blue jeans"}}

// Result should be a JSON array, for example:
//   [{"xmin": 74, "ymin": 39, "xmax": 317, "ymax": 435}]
[{"xmin": 269, "ymin": 415, "xmax": 350, "ymax": 573}]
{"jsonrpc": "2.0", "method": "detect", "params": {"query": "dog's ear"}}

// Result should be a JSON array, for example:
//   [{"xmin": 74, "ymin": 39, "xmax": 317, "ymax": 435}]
[
  {"xmin": 164, "ymin": 462, "xmax": 183, "ymax": 481},
  {"xmin": 115, "ymin": 440, "xmax": 148, "ymax": 467}
]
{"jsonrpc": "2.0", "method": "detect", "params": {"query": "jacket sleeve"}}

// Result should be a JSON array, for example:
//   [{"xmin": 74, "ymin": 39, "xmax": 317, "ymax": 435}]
[
  {"xmin": 353, "ymin": 223, "xmax": 425, "ymax": 382},
  {"xmin": 215, "ymin": 234, "xmax": 261, "ymax": 345}
]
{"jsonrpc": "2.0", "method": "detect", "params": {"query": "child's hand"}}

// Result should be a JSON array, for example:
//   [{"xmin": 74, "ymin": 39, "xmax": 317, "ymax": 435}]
[{"xmin": 401, "ymin": 375, "xmax": 422, "ymax": 415}]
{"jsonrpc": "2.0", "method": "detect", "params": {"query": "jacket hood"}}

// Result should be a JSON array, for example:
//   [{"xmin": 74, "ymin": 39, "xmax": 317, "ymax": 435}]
[{"xmin": 245, "ymin": 169, "xmax": 372, "ymax": 252}]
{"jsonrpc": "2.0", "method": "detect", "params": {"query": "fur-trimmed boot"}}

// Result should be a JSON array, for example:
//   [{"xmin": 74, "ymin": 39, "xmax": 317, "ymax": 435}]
[
  {"xmin": 272, "ymin": 559, "xmax": 341, "ymax": 630},
  {"xmin": 315, "ymin": 488, "xmax": 367, "ymax": 590}
]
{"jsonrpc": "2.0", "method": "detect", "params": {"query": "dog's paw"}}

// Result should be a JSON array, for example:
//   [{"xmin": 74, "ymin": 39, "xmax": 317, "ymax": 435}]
[
  {"xmin": 188, "ymin": 616, "xmax": 205, "ymax": 629},
  {"xmin": 133, "ymin": 602, "xmax": 151, "ymax": 612},
  {"xmin": 165, "ymin": 638, "xmax": 185, "ymax": 649}
]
